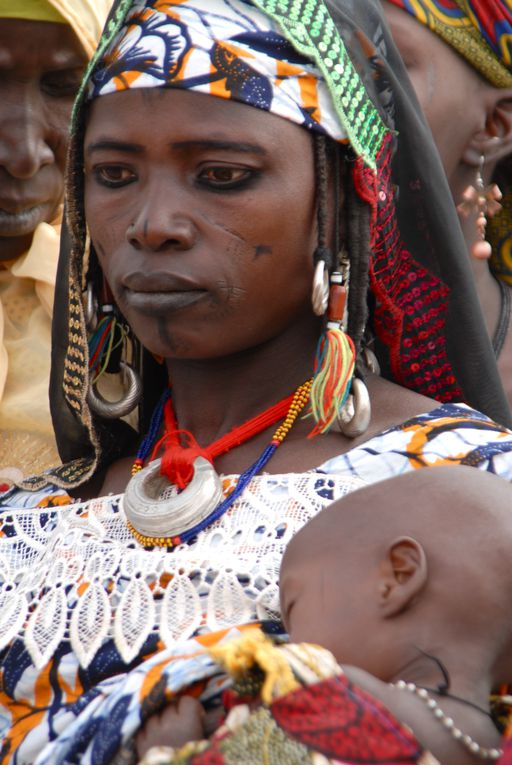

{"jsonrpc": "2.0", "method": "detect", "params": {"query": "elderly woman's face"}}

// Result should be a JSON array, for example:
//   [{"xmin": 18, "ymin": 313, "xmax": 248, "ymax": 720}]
[
  {"xmin": 84, "ymin": 88, "xmax": 318, "ymax": 361},
  {"xmin": 0, "ymin": 19, "xmax": 87, "ymax": 261}
]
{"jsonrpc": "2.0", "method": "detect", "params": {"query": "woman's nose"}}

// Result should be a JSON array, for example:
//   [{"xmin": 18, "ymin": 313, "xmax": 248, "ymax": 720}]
[
  {"xmin": 0, "ymin": 95, "xmax": 54, "ymax": 179},
  {"xmin": 126, "ymin": 198, "xmax": 197, "ymax": 253}
]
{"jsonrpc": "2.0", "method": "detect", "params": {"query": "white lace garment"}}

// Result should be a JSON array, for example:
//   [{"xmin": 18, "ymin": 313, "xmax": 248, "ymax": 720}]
[{"xmin": 0, "ymin": 472, "xmax": 364, "ymax": 669}]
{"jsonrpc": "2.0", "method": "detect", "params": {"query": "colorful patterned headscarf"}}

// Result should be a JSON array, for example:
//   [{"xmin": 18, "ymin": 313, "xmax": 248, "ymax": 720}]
[
  {"xmin": 386, "ymin": 0, "xmax": 512, "ymax": 87},
  {"xmin": 88, "ymin": 0, "xmax": 350, "ymax": 145}
]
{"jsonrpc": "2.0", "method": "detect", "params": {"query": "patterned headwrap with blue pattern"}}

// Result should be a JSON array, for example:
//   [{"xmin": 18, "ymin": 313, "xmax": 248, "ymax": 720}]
[{"xmin": 88, "ymin": 0, "xmax": 348, "ymax": 144}]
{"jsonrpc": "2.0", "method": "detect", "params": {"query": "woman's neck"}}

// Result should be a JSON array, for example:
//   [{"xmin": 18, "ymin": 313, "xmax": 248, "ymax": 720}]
[
  {"xmin": 165, "ymin": 314, "xmax": 321, "ymax": 444},
  {"xmin": 469, "ymin": 251, "xmax": 502, "ymax": 339}
]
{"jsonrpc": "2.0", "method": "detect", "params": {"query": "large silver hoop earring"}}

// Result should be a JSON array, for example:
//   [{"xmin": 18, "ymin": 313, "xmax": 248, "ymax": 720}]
[
  {"xmin": 311, "ymin": 259, "xmax": 329, "ymax": 316},
  {"xmin": 87, "ymin": 361, "xmax": 142, "ymax": 419},
  {"xmin": 335, "ymin": 377, "xmax": 371, "ymax": 438}
]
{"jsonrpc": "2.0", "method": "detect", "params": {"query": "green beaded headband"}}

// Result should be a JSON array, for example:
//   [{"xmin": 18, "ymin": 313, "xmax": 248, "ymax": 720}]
[{"xmin": 251, "ymin": 0, "xmax": 388, "ymax": 169}]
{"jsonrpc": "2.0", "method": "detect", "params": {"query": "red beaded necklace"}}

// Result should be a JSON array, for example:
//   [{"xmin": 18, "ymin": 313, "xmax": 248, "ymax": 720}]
[{"xmin": 127, "ymin": 380, "xmax": 312, "ymax": 547}]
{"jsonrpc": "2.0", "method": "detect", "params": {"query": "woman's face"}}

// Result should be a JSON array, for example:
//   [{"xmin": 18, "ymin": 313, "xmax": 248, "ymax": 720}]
[
  {"xmin": 84, "ymin": 88, "xmax": 318, "ymax": 361},
  {"xmin": 381, "ymin": 1, "xmax": 487, "ymax": 200},
  {"xmin": 0, "ymin": 19, "xmax": 87, "ymax": 261}
]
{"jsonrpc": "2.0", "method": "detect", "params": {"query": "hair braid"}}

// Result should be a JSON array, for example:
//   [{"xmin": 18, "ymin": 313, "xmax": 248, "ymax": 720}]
[
  {"xmin": 343, "ymin": 160, "xmax": 371, "ymax": 360},
  {"xmin": 313, "ymin": 134, "xmax": 334, "ymax": 270},
  {"xmin": 312, "ymin": 136, "xmax": 371, "ymax": 359}
]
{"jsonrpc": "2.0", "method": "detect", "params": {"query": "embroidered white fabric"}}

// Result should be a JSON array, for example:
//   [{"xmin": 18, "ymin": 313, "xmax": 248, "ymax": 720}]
[{"xmin": 0, "ymin": 472, "xmax": 364, "ymax": 669}]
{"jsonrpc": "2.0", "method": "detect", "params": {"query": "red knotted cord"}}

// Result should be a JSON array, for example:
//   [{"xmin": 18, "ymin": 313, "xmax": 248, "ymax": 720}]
[{"xmin": 151, "ymin": 392, "xmax": 297, "ymax": 489}]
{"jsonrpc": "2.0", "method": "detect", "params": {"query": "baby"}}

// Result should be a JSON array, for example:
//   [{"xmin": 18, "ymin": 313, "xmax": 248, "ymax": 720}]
[{"xmin": 137, "ymin": 466, "xmax": 512, "ymax": 764}]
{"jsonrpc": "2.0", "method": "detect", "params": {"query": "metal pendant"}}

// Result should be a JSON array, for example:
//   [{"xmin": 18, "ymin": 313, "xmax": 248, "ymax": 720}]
[{"xmin": 122, "ymin": 456, "xmax": 224, "ymax": 539}]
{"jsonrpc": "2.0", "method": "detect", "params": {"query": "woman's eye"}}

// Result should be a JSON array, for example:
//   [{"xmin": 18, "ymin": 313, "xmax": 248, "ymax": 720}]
[
  {"xmin": 41, "ymin": 68, "xmax": 85, "ymax": 98},
  {"xmin": 92, "ymin": 166, "xmax": 137, "ymax": 188},
  {"xmin": 198, "ymin": 166, "xmax": 253, "ymax": 189}
]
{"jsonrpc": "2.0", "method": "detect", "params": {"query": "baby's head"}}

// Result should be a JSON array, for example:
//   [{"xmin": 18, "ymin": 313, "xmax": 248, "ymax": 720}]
[{"xmin": 280, "ymin": 466, "xmax": 512, "ymax": 684}]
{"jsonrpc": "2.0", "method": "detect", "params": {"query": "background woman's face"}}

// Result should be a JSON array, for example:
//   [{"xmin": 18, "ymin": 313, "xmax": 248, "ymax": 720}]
[
  {"xmin": 84, "ymin": 88, "xmax": 319, "ymax": 361},
  {"xmin": 381, "ymin": 1, "xmax": 487, "ymax": 199},
  {"xmin": 0, "ymin": 19, "xmax": 87, "ymax": 261}
]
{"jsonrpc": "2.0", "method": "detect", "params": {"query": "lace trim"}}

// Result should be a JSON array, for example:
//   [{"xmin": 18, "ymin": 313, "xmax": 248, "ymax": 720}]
[{"xmin": 0, "ymin": 472, "xmax": 363, "ymax": 669}]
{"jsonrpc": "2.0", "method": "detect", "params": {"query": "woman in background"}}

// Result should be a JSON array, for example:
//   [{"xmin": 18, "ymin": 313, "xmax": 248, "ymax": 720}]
[
  {"xmin": 381, "ymin": 0, "xmax": 512, "ymax": 402},
  {"xmin": 0, "ymin": 0, "xmax": 112, "ymax": 484}
]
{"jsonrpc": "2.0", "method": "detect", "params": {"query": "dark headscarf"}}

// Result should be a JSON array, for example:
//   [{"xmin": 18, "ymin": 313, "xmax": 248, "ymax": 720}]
[{"xmin": 36, "ymin": 0, "xmax": 511, "ymax": 491}]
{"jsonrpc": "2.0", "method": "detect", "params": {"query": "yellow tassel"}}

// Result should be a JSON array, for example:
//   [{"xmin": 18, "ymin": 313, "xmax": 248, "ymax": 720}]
[{"xmin": 210, "ymin": 628, "xmax": 298, "ymax": 704}]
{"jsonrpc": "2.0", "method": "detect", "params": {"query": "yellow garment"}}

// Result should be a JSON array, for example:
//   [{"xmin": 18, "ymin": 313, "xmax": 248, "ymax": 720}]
[
  {"xmin": 0, "ymin": 0, "xmax": 113, "ymax": 483},
  {"xmin": 0, "ymin": 0, "xmax": 64, "ymax": 23},
  {"xmin": 48, "ymin": 0, "xmax": 113, "ymax": 58},
  {"xmin": 0, "ymin": 222, "xmax": 61, "ymax": 481},
  {"xmin": 0, "ymin": 0, "xmax": 114, "ymax": 59}
]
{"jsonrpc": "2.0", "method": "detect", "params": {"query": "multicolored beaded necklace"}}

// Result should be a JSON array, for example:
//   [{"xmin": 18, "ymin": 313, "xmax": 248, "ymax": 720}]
[{"xmin": 127, "ymin": 380, "xmax": 312, "ymax": 548}]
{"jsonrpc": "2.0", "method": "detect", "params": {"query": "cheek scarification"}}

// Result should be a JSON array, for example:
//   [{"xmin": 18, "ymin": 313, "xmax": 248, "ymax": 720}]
[{"xmin": 254, "ymin": 244, "xmax": 272, "ymax": 258}]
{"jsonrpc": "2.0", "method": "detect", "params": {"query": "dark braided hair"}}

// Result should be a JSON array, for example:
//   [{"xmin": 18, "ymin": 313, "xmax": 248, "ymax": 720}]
[
  {"xmin": 312, "ymin": 133, "xmax": 334, "ymax": 272},
  {"xmin": 312, "ymin": 133, "xmax": 372, "ymax": 365}
]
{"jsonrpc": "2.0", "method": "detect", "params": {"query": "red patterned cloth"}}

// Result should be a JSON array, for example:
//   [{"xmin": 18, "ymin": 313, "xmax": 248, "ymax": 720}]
[
  {"xmin": 146, "ymin": 635, "xmax": 438, "ymax": 765},
  {"xmin": 272, "ymin": 675, "xmax": 425, "ymax": 762}
]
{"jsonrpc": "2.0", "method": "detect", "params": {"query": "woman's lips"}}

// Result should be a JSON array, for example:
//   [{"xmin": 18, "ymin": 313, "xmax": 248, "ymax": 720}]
[
  {"xmin": 123, "ymin": 272, "xmax": 208, "ymax": 314},
  {"xmin": 124, "ymin": 288, "xmax": 207, "ymax": 314},
  {"xmin": 0, "ymin": 204, "xmax": 48, "ymax": 237}
]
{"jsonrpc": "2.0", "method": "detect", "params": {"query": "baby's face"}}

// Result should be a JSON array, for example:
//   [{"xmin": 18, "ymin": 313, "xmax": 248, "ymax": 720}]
[
  {"xmin": 279, "ymin": 531, "xmax": 384, "ymax": 674},
  {"xmin": 279, "ymin": 537, "xmax": 352, "ymax": 659}
]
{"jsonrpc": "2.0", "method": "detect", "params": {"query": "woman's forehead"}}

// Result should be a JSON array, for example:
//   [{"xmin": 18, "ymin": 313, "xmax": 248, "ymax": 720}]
[
  {"xmin": 0, "ymin": 18, "xmax": 87, "ymax": 68},
  {"xmin": 85, "ymin": 87, "xmax": 315, "ymax": 151}
]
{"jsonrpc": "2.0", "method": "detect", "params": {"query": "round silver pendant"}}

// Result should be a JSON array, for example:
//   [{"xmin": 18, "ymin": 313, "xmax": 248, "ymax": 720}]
[{"xmin": 122, "ymin": 456, "xmax": 224, "ymax": 539}]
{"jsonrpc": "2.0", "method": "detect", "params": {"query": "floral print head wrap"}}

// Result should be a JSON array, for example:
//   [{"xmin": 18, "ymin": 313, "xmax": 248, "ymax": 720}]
[
  {"xmin": 385, "ymin": 0, "xmax": 512, "ymax": 88},
  {"xmin": 88, "ymin": 0, "xmax": 349, "ymax": 144}
]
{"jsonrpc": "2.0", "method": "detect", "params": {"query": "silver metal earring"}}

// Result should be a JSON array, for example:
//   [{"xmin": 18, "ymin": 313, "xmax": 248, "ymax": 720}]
[
  {"xmin": 335, "ymin": 377, "xmax": 371, "ymax": 438},
  {"xmin": 87, "ymin": 361, "xmax": 142, "ymax": 419},
  {"xmin": 84, "ymin": 282, "xmax": 98, "ymax": 331},
  {"xmin": 311, "ymin": 259, "xmax": 329, "ymax": 316}
]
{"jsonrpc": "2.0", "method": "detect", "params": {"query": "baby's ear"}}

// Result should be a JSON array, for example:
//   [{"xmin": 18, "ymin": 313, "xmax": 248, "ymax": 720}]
[{"xmin": 378, "ymin": 536, "xmax": 427, "ymax": 618}]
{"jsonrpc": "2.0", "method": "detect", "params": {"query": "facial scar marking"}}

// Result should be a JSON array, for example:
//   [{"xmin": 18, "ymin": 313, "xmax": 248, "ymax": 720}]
[{"xmin": 254, "ymin": 244, "xmax": 272, "ymax": 259}]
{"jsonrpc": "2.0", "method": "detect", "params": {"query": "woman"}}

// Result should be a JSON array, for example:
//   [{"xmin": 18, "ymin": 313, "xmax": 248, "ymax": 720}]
[
  {"xmin": 0, "ymin": 0, "xmax": 112, "ymax": 484},
  {"xmin": 381, "ymin": 0, "xmax": 512, "ymax": 403},
  {"xmin": 1, "ymin": 0, "xmax": 512, "ymax": 763}
]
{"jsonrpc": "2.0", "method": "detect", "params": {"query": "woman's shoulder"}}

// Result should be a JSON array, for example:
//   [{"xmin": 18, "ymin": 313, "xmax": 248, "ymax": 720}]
[{"xmin": 317, "ymin": 402, "xmax": 512, "ymax": 483}]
